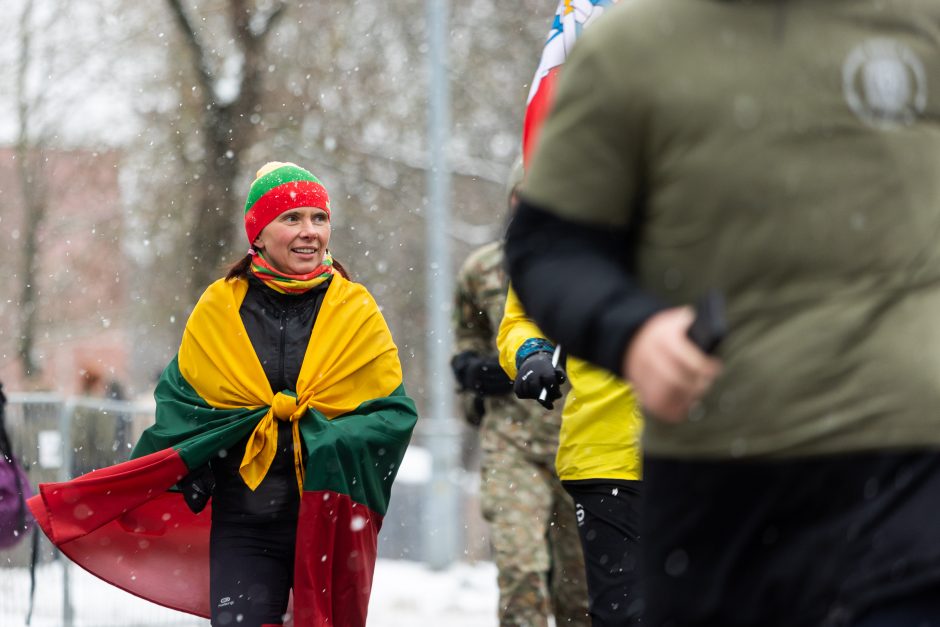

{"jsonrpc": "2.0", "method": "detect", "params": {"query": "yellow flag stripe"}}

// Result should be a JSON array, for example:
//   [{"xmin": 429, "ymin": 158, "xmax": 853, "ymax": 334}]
[{"xmin": 177, "ymin": 275, "xmax": 402, "ymax": 491}]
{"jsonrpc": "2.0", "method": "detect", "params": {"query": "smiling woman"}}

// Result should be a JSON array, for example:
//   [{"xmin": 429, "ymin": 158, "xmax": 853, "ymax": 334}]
[
  {"xmin": 227, "ymin": 162, "xmax": 350, "ymax": 287},
  {"xmin": 255, "ymin": 206, "xmax": 331, "ymax": 275},
  {"xmin": 28, "ymin": 160, "xmax": 418, "ymax": 627}
]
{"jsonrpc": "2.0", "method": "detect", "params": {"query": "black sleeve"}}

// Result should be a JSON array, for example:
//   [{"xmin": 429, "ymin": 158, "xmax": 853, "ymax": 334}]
[{"xmin": 504, "ymin": 197, "xmax": 666, "ymax": 376}]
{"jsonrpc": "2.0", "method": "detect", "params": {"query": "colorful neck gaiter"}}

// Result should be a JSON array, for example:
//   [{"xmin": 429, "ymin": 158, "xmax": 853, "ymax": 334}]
[{"xmin": 250, "ymin": 250, "xmax": 334, "ymax": 294}]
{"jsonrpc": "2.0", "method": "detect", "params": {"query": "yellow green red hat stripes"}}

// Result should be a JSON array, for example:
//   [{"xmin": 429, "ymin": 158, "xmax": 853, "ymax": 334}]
[{"xmin": 244, "ymin": 161, "xmax": 331, "ymax": 244}]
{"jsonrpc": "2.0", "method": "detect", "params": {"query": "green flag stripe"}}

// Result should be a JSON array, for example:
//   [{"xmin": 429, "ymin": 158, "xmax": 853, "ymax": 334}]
[
  {"xmin": 134, "ymin": 358, "xmax": 418, "ymax": 515},
  {"xmin": 300, "ymin": 385, "xmax": 417, "ymax": 515},
  {"xmin": 132, "ymin": 356, "xmax": 266, "ymax": 469}
]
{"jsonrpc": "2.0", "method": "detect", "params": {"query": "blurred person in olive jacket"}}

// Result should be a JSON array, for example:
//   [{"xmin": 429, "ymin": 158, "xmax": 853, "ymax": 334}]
[{"xmin": 506, "ymin": 1, "xmax": 940, "ymax": 625}]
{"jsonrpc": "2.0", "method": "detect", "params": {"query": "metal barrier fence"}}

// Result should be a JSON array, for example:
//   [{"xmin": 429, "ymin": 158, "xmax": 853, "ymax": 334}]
[
  {"xmin": 0, "ymin": 393, "xmax": 207, "ymax": 627},
  {"xmin": 0, "ymin": 393, "xmax": 484, "ymax": 627}
]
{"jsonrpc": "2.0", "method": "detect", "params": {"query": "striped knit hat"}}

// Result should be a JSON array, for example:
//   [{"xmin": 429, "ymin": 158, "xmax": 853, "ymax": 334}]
[{"xmin": 244, "ymin": 162, "xmax": 331, "ymax": 244}]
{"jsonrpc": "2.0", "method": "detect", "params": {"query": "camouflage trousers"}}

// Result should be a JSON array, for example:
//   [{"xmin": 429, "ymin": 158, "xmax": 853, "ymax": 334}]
[{"xmin": 481, "ymin": 448, "xmax": 590, "ymax": 627}]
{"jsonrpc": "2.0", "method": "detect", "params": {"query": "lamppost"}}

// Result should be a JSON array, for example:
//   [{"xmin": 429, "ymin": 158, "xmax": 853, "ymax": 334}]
[{"xmin": 423, "ymin": 0, "xmax": 460, "ymax": 570}]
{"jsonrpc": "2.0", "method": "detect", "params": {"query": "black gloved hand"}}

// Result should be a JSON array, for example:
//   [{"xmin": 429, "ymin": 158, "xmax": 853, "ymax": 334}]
[
  {"xmin": 514, "ymin": 351, "xmax": 566, "ymax": 410},
  {"xmin": 451, "ymin": 351, "xmax": 513, "ymax": 396},
  {"xmin": 178, "ymin": 464, "xmax": 215, "ymax": 514}
]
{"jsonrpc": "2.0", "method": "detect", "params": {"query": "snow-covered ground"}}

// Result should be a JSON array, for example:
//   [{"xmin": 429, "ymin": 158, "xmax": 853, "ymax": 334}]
[{"xmin": 1, "ymin": 559, "xmax": 498, "ymax": 627}]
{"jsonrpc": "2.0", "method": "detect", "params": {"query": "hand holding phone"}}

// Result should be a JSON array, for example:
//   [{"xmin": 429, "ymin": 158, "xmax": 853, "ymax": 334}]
[{"xmin": 686, "ymin": 290, "xmax": 727, "ymax": 354}]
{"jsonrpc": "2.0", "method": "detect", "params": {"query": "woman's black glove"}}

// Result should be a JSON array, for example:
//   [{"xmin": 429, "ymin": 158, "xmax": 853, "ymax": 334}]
[
  {"xmin": 178, "ymin": 464, "xmax": 215, "ymax": 514},
  {"xmin": 450, "ymin": 351, "xmax": 514, "ymax": 396},
  {"xmin": 514, "ymin": 352, "xmax": 566, "ymax": 410}
]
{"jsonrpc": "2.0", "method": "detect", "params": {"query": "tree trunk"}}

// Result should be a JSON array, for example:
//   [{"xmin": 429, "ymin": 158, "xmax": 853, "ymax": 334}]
[
  {"xmin": 186, "ymin": 107, "xmax": 242, "ymax": 296},
  {"xmin": 165, "ymin": 0, "xmax": 284, "ymax": 304},
  {"xmin": 14, "ymin": 1, "xmax": 45, "ymax": 380},
  {"xmin": 14, "ymin": 146, "xmax": 46, "ymax": 379}
]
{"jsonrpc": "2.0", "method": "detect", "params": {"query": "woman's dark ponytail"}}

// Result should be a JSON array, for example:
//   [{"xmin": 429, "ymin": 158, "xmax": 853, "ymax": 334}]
[
  {"xmin": 225, "ymin": 254, "xmax": 253, "ymax": 280},
  {"xmin": 332, "ymin": 258, "xmax": 350, "ymax": 279}
]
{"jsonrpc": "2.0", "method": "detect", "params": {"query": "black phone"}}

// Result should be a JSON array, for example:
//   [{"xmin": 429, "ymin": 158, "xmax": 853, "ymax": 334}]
[{"xmin": 687, "ymin": 290, "xmax": 727, "ymax": 354}]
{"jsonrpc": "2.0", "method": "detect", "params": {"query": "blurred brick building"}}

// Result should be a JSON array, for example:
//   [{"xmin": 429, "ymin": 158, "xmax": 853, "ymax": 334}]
[{"xmin": 0, "ymin": 147, "xmax": 131, "ymax": 397}]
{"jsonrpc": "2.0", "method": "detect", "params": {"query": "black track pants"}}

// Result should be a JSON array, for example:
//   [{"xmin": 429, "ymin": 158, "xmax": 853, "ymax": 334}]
[
  {"xmin": 852, "ymin": 587, "xmax": 940, "ymax": 627},
  {"xmin": 209, "ymin": 519, "xmax": 297, "ymax": 627},
  {"xmin": 564, "ymin": 479, "xmax": 643, "ymax": 626},
  {"xmin": 642, "ymin": 452, "xmax": 940, "ymax": 626}
]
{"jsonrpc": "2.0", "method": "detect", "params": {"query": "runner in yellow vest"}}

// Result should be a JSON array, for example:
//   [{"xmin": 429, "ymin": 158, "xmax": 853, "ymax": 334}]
[{"xmin": 498, "ymin": 286, "xmax": 642, "ymax": 626}]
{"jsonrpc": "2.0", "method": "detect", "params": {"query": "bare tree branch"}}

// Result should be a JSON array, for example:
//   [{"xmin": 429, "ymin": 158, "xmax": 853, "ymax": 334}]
[
  {"xmin": 255, "ymin": 1, "xmax": 287, "ymax": 39},
  {"xmin": 164, "ymin": 0, "xmax": 215, "ymax": 100},
  {"xmin": 228, "ymin": 0, "xmax": 285, "ymax": 123}
]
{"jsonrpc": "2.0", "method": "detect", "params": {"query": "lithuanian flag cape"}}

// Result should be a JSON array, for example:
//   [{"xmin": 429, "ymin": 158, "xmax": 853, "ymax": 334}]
[{"xmin": 27, "ymin": 274, "xmax": 418, "ymax": 625}]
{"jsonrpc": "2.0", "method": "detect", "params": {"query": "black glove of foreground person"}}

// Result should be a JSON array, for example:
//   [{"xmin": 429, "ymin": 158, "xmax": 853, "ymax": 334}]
[{"xmin": 514, "ymin": 351, "xmax": 566, "ymax": 410}]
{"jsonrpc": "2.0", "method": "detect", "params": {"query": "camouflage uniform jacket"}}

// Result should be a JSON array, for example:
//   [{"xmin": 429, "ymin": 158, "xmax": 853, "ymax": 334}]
[{"xmin": 453, "ymin": 241, "xmax": 561, "ymax": 466}]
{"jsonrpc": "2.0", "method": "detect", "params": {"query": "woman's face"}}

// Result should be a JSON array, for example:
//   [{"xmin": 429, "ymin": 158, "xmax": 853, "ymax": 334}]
[{"xmin": 253, "ymin": 206, "xmax": 331, "ymax": 275}]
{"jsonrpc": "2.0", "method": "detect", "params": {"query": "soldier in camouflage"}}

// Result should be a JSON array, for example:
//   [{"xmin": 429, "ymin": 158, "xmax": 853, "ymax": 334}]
[{"xmin": 452, "ymin": 234, "xmax": 590, "ymax": 627}]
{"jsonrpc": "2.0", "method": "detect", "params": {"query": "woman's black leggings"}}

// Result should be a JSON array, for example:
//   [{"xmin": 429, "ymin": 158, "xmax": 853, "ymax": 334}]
[{"xmin": 209, "ymin": 518, "xmax": 297, "ymax": 627}]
